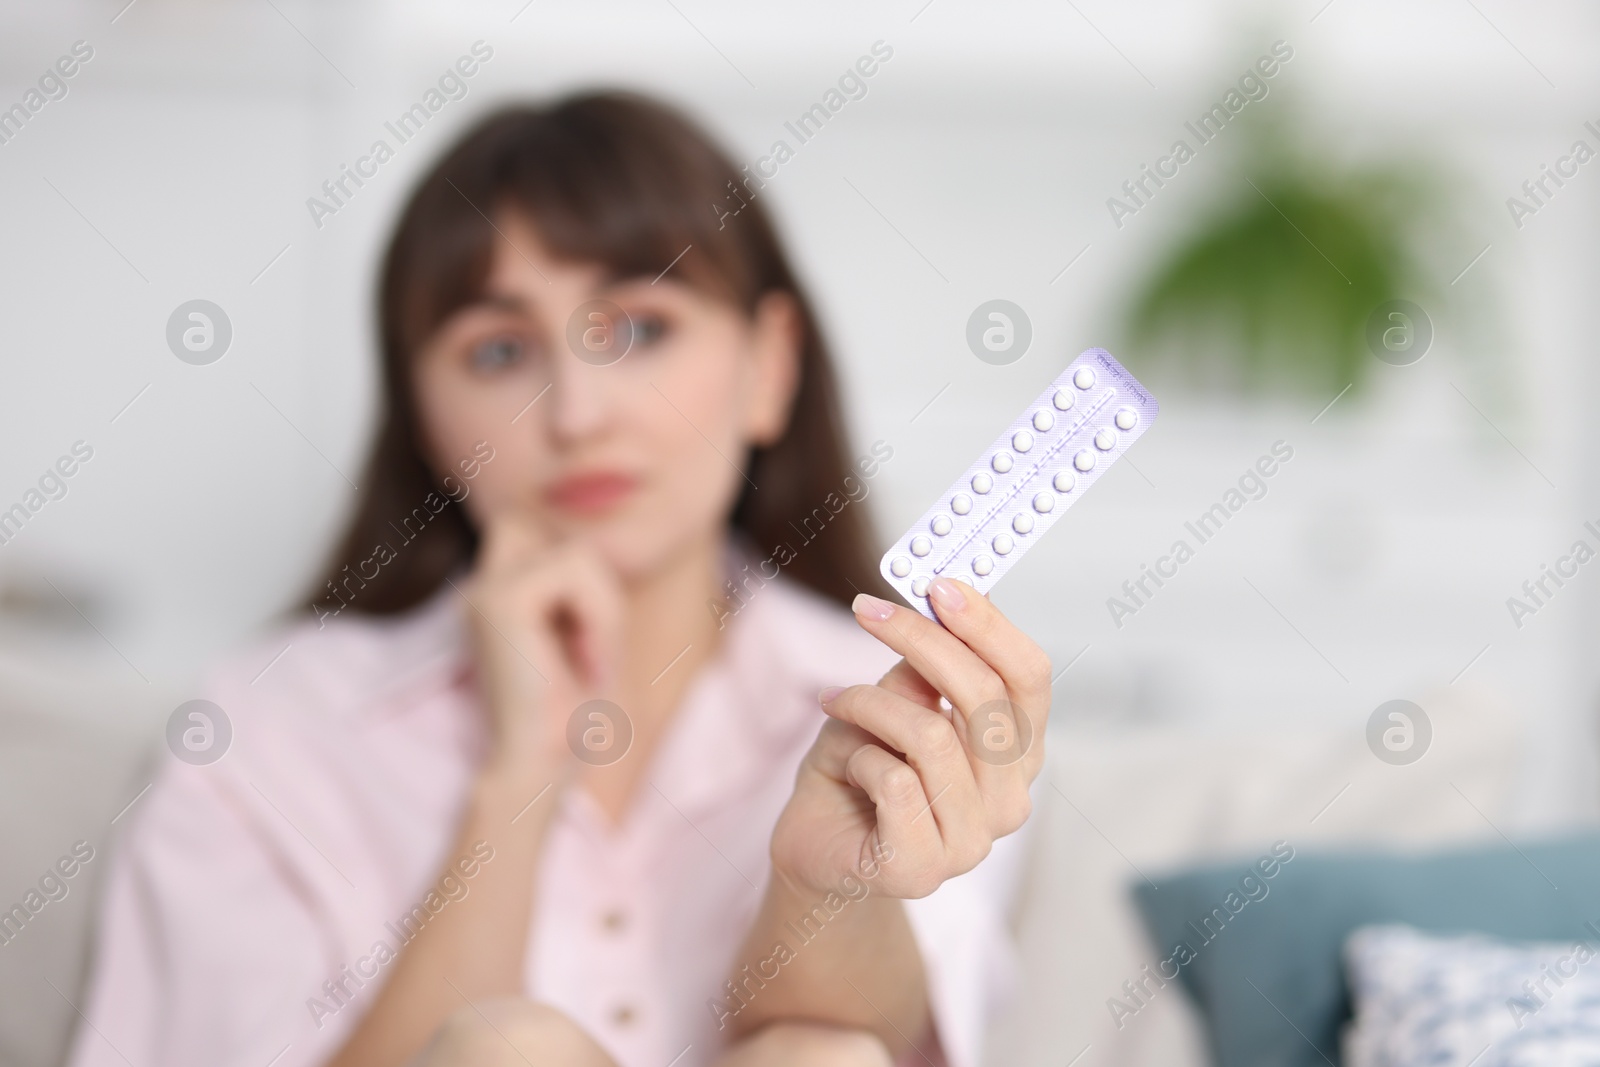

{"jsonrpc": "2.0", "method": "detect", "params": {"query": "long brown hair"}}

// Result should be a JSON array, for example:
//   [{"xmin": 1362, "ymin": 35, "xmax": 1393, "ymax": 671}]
[{"xmin": 306, "ymin": 91, "xmax": 891, "ymax": 621}]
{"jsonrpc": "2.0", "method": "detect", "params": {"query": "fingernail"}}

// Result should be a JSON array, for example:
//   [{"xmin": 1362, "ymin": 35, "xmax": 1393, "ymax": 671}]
[
  {"xmin": 851, "ymin": 593, "xmax": 895, "ymax": 621},
  {"xmin": 818, "ymin": 685, "xmax": 845, "ymax": 707},
  {"xmin": 928, "ymin": 578, "xmax": 966, "ymax": 613}
]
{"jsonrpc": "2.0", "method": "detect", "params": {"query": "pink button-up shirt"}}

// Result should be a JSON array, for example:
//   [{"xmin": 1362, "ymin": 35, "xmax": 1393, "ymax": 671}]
[{"xmin": 68, "ymin": 543, "xmax": 1027, "ymax": 1067}]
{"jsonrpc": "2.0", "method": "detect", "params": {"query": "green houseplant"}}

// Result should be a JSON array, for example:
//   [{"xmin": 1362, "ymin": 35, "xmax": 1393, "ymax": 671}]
[{"xmin": 1122, "ymin": 113, "xmax": 1438, "ymax": 396}]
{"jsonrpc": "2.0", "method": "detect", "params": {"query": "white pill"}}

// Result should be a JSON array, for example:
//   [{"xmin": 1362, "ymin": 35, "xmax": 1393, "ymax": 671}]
[
  {"xmin": 1073, "ymin": 450, "xmax": 1095, "ymax": 472},
  {"xmin": 1013, "ymin": 512, "xmax": 1034, "ymax": 535},
  {"xmin": 890, "ymin": 556, "xmax": 911, "ymax": 577},
  {"xmin": 991, "ymin": 452, "xmax": 1013, "ymax": 474},
  {"xmin": 911, "ymin": 576, "xmax": 930, "ymax": 596},
  {"xmin": 1012, "ymin": 430, "xmax": 1033, "ymax": 453},
  {"xmin": 1095, "ymin": 429, "xmax": 1116, "ymax": 451},
  {"xmin": 1033, "ymin": 492, "xmax": 1054, "ymax": 513},
  {"xmin": 910, "ymin": 535, "xmax": 931, "ymax": 557},
  {"xmin": 1052, "ymin": 389, "xmax": 1074, "ymax": 411},
  {"xmin": 951, "ymin": 493, "xmax": 972, "ymax": 515},
  {"xmin": 1053, "ymin": 470, "xmax": 1075, "ymax": 493},
  {"xmin": 972, "ymin": 554, "xmax": 994, "ymax": 577},
  {"xmin": 930, "ymin": 514, "xmax": 952, "ymax": 536},
  {"xmin": 993, "ymin": 534, "xmax": 1014, "ymax": 555},
  {"xmin": 1073, "ymin": 367, "xmax": 1096, "ymax": 389},
  {"xmin": 971, "ymin": 472, "xmax": 993, "ymax": 494},
  {"xmin": 1033, "ymin": 409, "xmax": 1054, "ymax": 432},
  {"xmin": 1115, "ymin": 407, "xmax": 1138, "ymax": 430}
]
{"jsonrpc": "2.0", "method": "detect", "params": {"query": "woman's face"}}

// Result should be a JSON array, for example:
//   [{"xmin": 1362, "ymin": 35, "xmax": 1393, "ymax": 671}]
[{"xmin": 411, "ymin": 211, "xmax": 800, "ymax": 580}]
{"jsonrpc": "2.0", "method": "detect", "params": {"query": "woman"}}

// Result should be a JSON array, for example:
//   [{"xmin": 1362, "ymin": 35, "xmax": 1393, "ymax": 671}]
[{"xmin": 68, "ymin": 92, "xmax": 1049, "ymax": 1067}]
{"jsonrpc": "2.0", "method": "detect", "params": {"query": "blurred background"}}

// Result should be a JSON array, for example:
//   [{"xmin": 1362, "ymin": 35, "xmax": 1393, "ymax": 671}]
[{"xmin": 2, "ymin": 1, "xmax": 1598, "ymax": 1064}]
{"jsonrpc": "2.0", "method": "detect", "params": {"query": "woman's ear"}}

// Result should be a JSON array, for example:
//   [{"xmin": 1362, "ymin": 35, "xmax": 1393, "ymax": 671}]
[{"xmin": 743, "ymin": 290, "xmax": 803, "ymax": 447}]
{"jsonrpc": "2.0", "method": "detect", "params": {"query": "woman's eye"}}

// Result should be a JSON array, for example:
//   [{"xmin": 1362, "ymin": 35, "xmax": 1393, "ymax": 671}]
[
  {"xmin": 628, "ymin": 313, "xmax": 668, "ymax": 348},
  {"xmin": 467, "ymin": 334, "xmax": 526, "ymax": 373}
]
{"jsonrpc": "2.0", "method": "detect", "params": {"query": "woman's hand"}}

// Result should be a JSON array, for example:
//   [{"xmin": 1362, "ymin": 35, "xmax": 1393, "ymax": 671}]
[
  {"xmin": 460, "ymin": 509, "xmax": 626, "ymax": 778},
  {"xmin": 769, "ymin": 576, "xmax": 1050, "ymax": 899}
]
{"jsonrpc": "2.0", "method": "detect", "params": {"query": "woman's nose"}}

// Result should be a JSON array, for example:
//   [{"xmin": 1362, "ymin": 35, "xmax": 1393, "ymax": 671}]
[{"xmin": 546, "ymin": 335, "xmax": 621, "ymax": 442}]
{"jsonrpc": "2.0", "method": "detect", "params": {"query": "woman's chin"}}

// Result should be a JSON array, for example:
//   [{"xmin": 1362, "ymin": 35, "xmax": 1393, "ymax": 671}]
[{"xmin": 584, "ymin": 521, "xmax": 720, "ymax": 587}]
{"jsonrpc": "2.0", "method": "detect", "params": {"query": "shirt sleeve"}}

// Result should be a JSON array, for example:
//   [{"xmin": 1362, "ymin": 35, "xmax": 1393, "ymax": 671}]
[
  {"xmin": 899, "ymin": 774, "xmax": 1040, "ymax": 1067},
  {"xmin": 64, "ymin": 744, "xmax": 354, "ymax": 1067}
]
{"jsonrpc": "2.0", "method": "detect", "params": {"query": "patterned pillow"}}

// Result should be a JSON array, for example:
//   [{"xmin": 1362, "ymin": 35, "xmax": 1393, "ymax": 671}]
[{"xmin": 1342, "ymin": 924, "xmax": 1600, "ymax": 1067}]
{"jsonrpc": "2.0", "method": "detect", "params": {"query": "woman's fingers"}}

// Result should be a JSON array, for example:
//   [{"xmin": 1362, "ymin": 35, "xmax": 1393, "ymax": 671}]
[
  {"xmin": 820, "ymin": 686, "xmax": 989, "ymax": 873},
  {"xmin": 471, "ymin": 514, "xmax": 625, "ymax": 695},
  {"xmin": 846, "ymin": 581, "xmax": 1048, "ymax": 838},
  {"xmin": 873, "ymin": 659, "xmax": 943, "ymax": 713},
  {"xmin": 841, "ymin": 744, "xmax": 948, "ymax": 897},
  {"xmin": 798, "ymin": 718, "xmax": 972, "ymax": 896},
  {"xmin": 531, "ymin": 539, "xmax": 626, "ymax": 693},
  {"xmin": 849, "ymin": 591, "xmax": 1002, "ymax": 717},
  {"xmin": 921, "ymin": 578, "xmax": 1054, "ymax": 712},
  {"xmin": 461, "ymin": 512, "xmax": 627, "ymax": 774},
  {"xmin": 851, "ymin": 582, "xmax": 1050, "ymax": 768},
  {"xmin": 787, "ymin": 584, "xmax": 1050, "ymax": 898}
]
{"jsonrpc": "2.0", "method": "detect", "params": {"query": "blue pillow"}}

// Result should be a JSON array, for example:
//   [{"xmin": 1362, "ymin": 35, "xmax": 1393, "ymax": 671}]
[{"xmin": 1130, "ymin": 833, "xmax": 1600, "ymax": 1067}]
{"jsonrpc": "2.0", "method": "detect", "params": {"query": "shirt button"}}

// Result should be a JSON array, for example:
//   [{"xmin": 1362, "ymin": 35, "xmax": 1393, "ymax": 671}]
[
  {"xmin": 610, "ymin": 1002, "xmax": 637, "ymax": 1028},
  {"xmin": 600, "ymin": 908, "xmax": 627, "ymax": 933}
]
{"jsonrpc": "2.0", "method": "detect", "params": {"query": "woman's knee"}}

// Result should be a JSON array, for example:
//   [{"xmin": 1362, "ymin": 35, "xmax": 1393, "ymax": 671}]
[
  {"xmin": 719, "ymin": 1022, "xmax": 895, "ymax": 1067},
  {"xmin": 420, "ymin": 998, "xmax": 617, "ymax": 1067}
]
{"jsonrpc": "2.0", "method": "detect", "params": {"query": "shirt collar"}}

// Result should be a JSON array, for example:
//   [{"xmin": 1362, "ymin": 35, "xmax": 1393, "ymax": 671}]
[{"xmin": 637, "ymin": 534, "xmax": 892, "ymax": 826}]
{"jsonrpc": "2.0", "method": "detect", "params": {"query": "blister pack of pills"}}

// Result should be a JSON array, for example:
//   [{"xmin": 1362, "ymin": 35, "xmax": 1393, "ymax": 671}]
[{"xmin": 880, "ymin": 348, "xmax": 1158, "ymax": 622}]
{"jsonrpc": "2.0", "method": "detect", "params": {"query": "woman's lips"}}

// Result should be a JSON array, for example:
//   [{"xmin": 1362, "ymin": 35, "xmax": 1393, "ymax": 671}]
[{"xmin": 545, "ymin": 471, "xmax": 638, "ymax": 515}]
